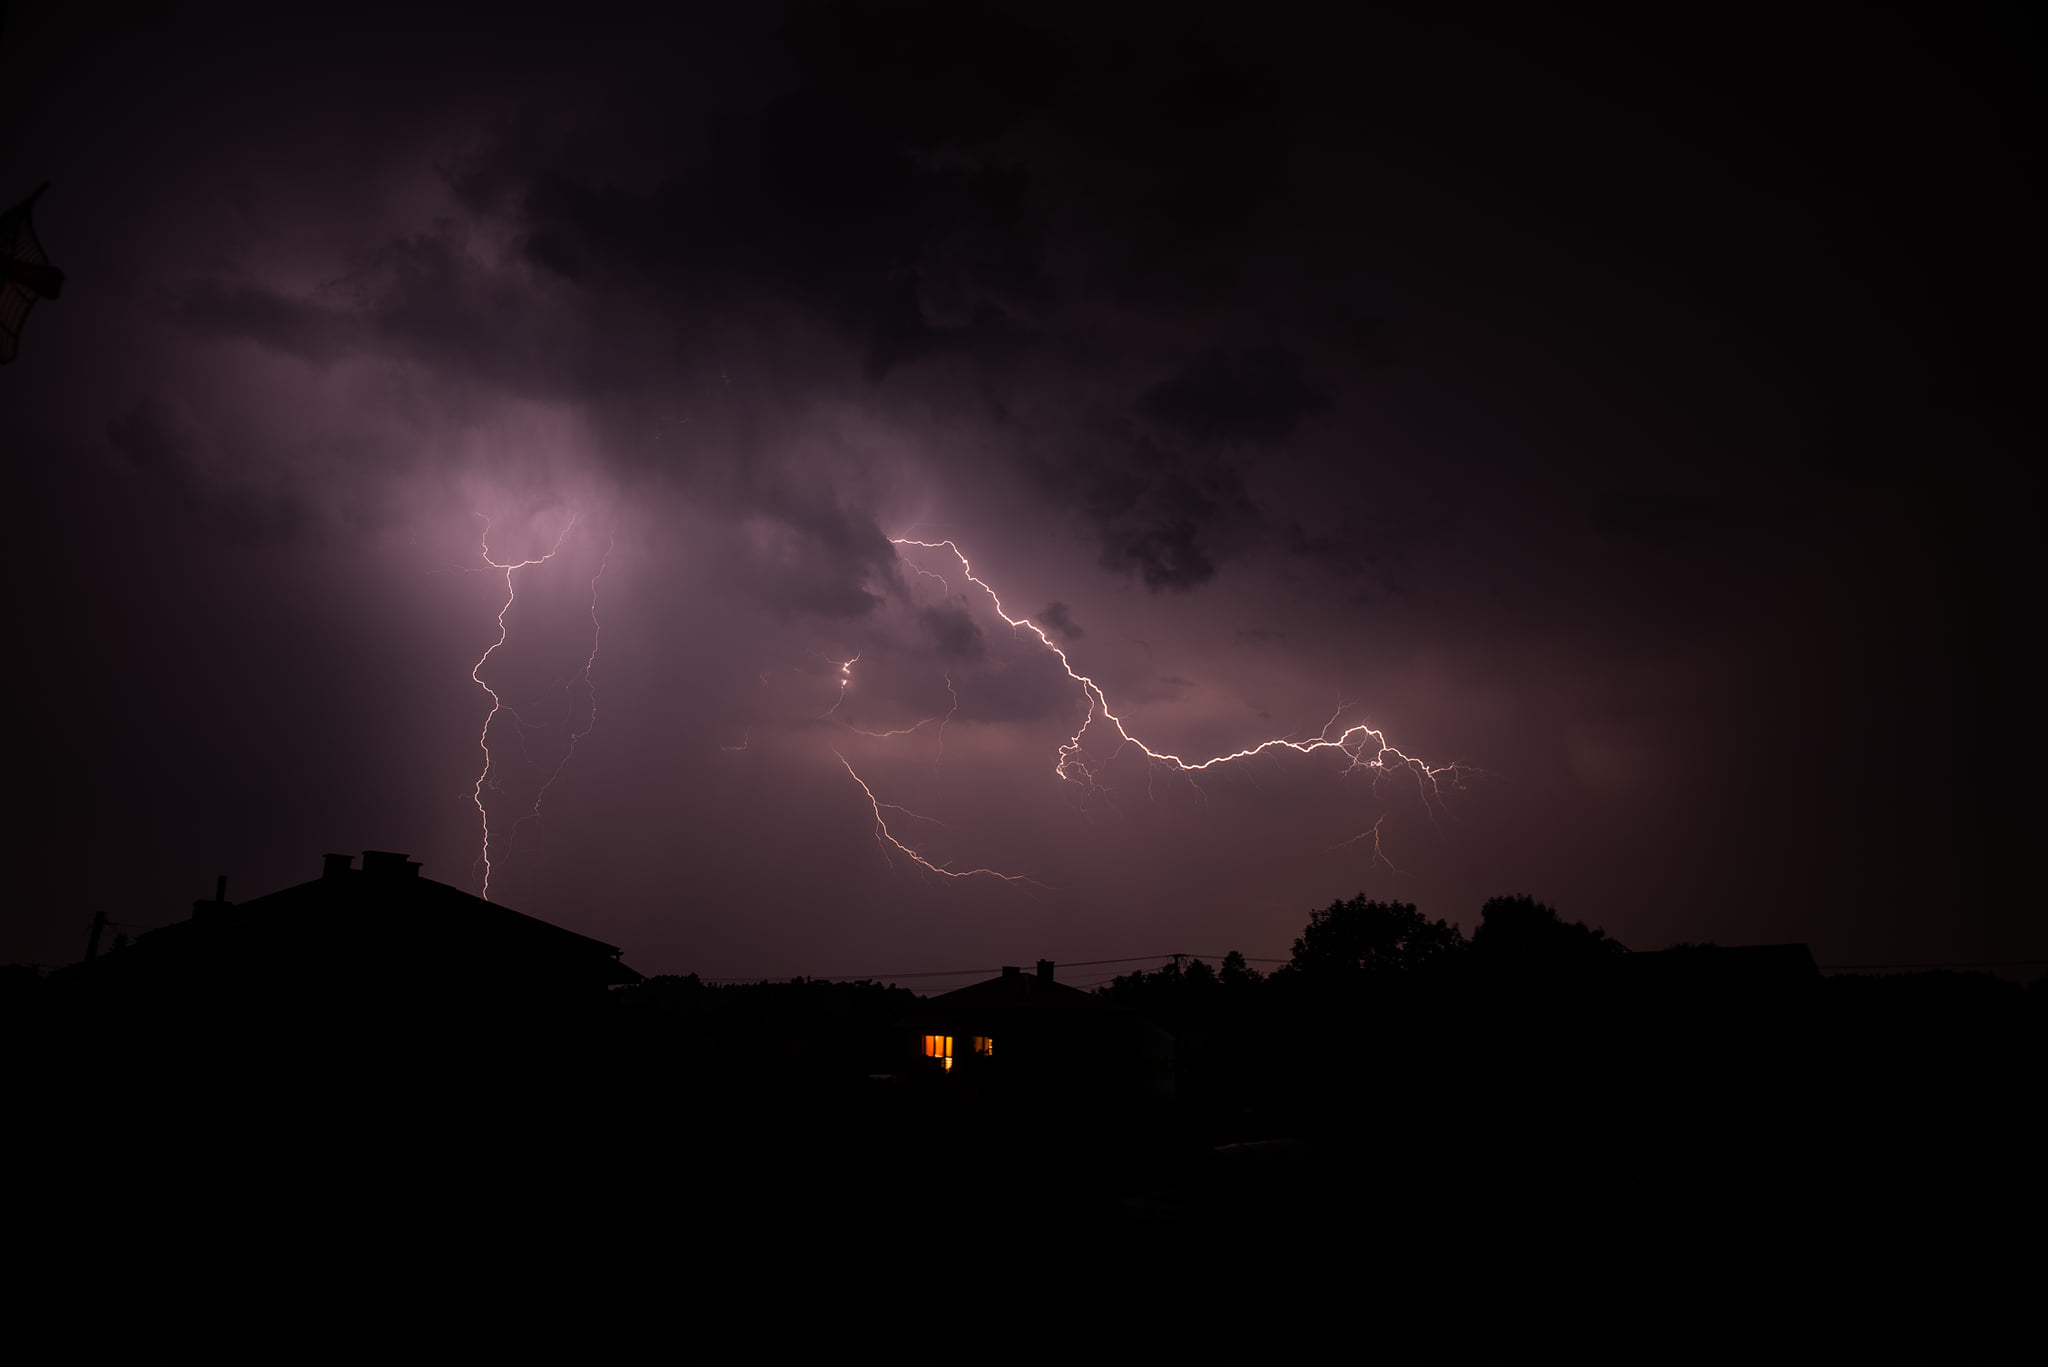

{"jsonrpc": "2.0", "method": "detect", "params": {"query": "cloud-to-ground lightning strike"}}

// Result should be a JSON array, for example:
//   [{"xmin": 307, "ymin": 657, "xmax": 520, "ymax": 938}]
[
  {"xmin": 834, "ymin": 751, "xmax": 1043, "ymax": 885},
  {"xmin": 889, "ymin": 538, "xmax": 1469, "ymax": 856},
  {"xmin": 467, "ymin": 513, "xmax": 576, "ymax": 900}
]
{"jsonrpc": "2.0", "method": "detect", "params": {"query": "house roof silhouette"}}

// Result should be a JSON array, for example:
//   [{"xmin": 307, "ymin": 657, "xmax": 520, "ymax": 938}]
[
  {"xmin": 62, "ymin": 850, "xmax": 640, "ymax": 987},
  {"xmin": 897, "ymin": 961, "xmax": 1177, "ymax": 1104},
  {"xmin": 920, "ymin": 961, "xmax": 1101, "ymax": 1011}
]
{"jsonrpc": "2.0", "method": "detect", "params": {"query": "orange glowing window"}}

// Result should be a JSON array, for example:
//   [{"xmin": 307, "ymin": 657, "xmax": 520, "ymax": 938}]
[
  {"xmin": 971, "ymin": 1036, "xmax": 992, "ymax": 1057},
  {"xmin": 923, "ymin": 1035, "xmax": 953, "ymax": 1071}
]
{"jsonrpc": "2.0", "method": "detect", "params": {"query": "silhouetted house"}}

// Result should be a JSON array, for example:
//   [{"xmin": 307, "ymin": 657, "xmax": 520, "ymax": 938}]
[
  {"xmin": 1505, "ymin": 943, "xmax": 1831, "ymax": 1140},
  {"xmin": 900, "ymin": 960, "xmax": 1175, "ymax": 1107},
  {"xmin": 49, "ymin": 851, "xmax": 641, "ymax": 1123}
]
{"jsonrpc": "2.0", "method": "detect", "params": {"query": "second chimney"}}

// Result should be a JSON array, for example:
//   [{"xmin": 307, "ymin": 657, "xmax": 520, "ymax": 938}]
[
  {"xmin": 360, "ymin": 850, "xmax": 421, "ymax": 881},
  {"xmin": 193, "ymin": 873, "xmax": 230, "ymax": 922},
  {"xmin": 1036, "ymin": 959, "xmax": 1055, "ymax": 982}
]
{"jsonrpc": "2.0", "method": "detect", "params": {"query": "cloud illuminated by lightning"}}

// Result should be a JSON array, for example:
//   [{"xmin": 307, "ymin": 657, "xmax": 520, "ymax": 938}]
[{"xmin": 521, "ymin": 528, "xmax": 614, "ymax": 840}]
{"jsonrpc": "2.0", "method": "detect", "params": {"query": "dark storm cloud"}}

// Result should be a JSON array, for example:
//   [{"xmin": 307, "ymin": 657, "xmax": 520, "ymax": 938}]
[
  {"xmin": 1071, "ymin": 437, "xmax": 1254, "ymax": 593},
  {"xmin": 143, "ymin": 3, "xmax": 1074, "ymax": 401},
  {"xmin": 165, "ymin": 228, "xmax": 598, "ymax": 404},
  {"xmin": 1591, "ymin": 491, "xmax": 1733, "ymax": 548},
  {"xmin": 1038, "ymin": 602, "xmax": 1083, "ymax": 641},
  {"xmin": 724, "ymin": 488, "xmax": 900, "ymax": 622},
  {"xmin": 1141, "ymin": 347, "xmax": 1327, "ymax": 444},
  {"xmin": 174, "ymin": 283, "xmax": 362, "ymax": 367},
  {"xmin": 10, "ymin": 0, "xmax": 2036, "ymax": 984},
  {"xmin": 1030, "ymin": 20, "xmax": 1283, "ymax": 310},
  {"xmin": 361, "ymin": 232, "xmax": 580, "ymax": 393},
  {"xmin": 458, "ymin": 4, "xmax": 1067, "ymax": 374},
  {"xmin": 106, "ymin": 394, "xmax": 201, "ymax": 484},
  {"xmin": 918, "ymin": 603, "xmax": 985, "ymax": 660},
  {"xmin": 1097, "ymin": 510, "xmax": 1213, "ymax": 592},
  {"xmin": 143, "ymin": 4, "xmax": 1309, "ymax": 608},
  {"xmin": 368, "ymin": 230, "xmax": 617, "ymax": 399},
  {"xmin": 107, "ymin": 393, "xmax": 322, "ymax": 546},
  {"xmin": 948, "ymin": 651, "xmax": 1081, "ymax": 726},
  {"xmin": 781, "ymin": 2, "xmax": 1068, "ymax": 147},
  {"xmin": 1284, "ymin": 525, "xmax": 1398, "ymax": 602}
]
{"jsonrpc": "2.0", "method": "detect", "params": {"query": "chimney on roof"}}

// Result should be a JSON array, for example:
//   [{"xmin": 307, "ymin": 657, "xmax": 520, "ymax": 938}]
[
  {"xmin": 360, "ymin": 850, "xmax": 421, "ymax": 881},
  {"xmin": 322, "ymin": 853, "xmax": 353, "ymax": 881},
  {"xmin": 1002, "ymin": 965, "xmax": 1021, "ymax": 978},
  {"xmin": 193, "ymin": 873, "xmax": 230, "ymax": 922},
  {"xmin": 1037, "ymin": 959, "xmax": 1055, "ymax": 982}
]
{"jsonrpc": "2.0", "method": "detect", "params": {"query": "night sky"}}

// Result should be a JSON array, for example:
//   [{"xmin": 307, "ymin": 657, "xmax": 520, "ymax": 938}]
[{"xmin": 6, "ymin": 4, "xmax": 2036, "ymax": 982}]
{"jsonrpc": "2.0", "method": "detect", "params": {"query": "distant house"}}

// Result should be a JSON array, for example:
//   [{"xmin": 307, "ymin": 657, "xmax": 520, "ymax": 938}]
[
  {"xmin": 900, "ymin": 960, "xmax": 1175, "ymax": 1107},
  {"xmin": 49, "ymin": 850, "xmax": 641, "ymax": 1117}
]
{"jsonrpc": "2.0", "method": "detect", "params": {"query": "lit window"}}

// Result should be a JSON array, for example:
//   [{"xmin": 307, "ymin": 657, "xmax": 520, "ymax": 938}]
[
  {"xmin": 971, "ymin": 1036, "xmax": 992, "ymax": 1057},
  {"xmin": 923, "ymin": 1035, "xmax": 953, "ymax": 1071}
]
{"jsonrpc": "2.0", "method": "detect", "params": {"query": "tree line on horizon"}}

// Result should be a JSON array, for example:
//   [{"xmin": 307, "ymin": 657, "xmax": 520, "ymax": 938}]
[
  {"xmin": 1096, "ymin": 893, "xmax": 1624, "ymax": 1008},
  {"xmin": 608, "ymin": 893, "xmax": 1640, "ymax": 1126}
]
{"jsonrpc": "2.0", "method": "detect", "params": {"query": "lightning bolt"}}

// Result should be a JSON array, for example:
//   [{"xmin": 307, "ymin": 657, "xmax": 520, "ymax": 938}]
[
  {"xmin": 819, "ymin": 640, "xmax": 958, "ymax": 754},
  {"xmin": 820, "ymin": 653, "xmax": 859, "ymax": 718},
  {"xmin": 831, "ymin": 668, "xmax": 958, "ymax": 754},
  {"xmin": 468, "ymin": 513, "xmax": 577, "ymax": 900},
  {"xmin": 890, "ymin": 537, "xmax": 1470, "ymax": 852},
  {"xmin": 835, "ymin": 751, "xmax": 1043, "ymax": 886},
  {"xmin": 1327, "ymin": 812, "xmax": 1404, "ymax": 876},
  {"xmin": 935, "ymin": 670, "xmax": 957, "ymax": 761}
]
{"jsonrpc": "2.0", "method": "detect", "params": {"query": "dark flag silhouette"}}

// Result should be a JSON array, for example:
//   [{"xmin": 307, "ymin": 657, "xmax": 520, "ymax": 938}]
[{"xmin": 1, "ymin": 183, "xmax": 64, "ymax": 363}]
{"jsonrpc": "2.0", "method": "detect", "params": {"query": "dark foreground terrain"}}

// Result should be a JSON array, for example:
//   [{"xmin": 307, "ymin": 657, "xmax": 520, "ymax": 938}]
[
  {"xmin": 18, "ymin": 1081, "xmax": 2037, "ymax": 1362},
  {"xmin": 14, "ymin": 944, "xmax": 2041, "ymax": 1360}
]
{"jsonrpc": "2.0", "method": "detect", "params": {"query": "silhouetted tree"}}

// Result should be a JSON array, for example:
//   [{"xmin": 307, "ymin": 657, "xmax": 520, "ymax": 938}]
[
  {"xmin": 1283, "ymin": 895, "xmax": 1465, "ymax": 980},
  {"xmin": 1469, "ymin": 895, "xmax": 1626, "ymax": 959},
  {"xmin": 1102, "ymin": 955, "xmax": 1218, "ymax": 1022},
  {"xmin": 1219, "ymin": 950, "xmax": 1262, "ymax": 990}
]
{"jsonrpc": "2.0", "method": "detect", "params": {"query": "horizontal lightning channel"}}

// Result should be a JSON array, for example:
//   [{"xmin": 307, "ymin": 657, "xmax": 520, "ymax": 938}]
[
  {"xmin": 889, "ymin": 537, "xmax": 1466, "ymax": 836},
  {"xmin": 838, "ymin": 670, "xmax": 958, "ymax": 750}
]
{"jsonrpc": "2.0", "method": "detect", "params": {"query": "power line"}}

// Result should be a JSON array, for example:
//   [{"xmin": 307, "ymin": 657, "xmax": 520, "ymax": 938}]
[
  {"xmin": 687, "ymin": 951, "xmax": 1295, "ymax": 987},
  {"xmin": 693, "ymin": 968, "xmax": 1000, "ymax": 985},
  {"xmin": 675, "ymin": 954, "xmax": 2042, "ymax": 988},
  {"xmin": 1054, "ymin": 953, "xmax": 1290, "ymax": 970}
]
